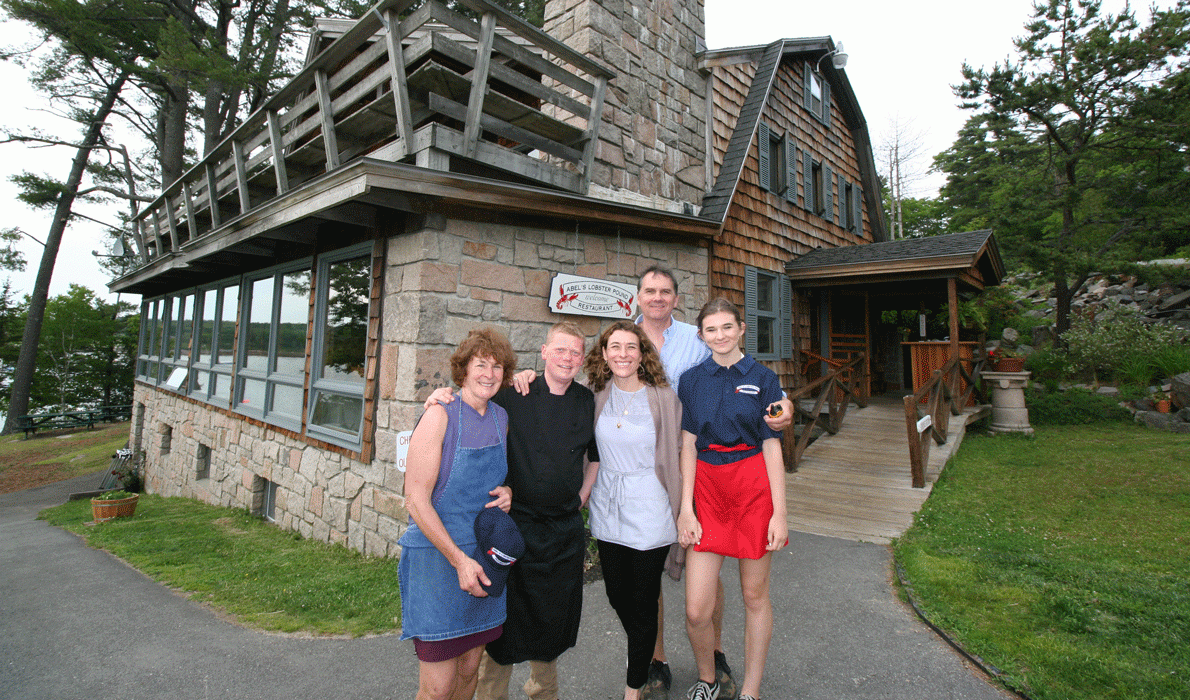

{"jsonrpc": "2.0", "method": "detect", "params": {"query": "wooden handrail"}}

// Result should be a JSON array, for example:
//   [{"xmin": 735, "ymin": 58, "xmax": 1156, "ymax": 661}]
[
  {"xmin": 903, "ymin": 350, "xmax": 987, "ymax": 488},
  {"xmin": 784, "ymin": 352, "xmax": 868, "ymax": 473}
]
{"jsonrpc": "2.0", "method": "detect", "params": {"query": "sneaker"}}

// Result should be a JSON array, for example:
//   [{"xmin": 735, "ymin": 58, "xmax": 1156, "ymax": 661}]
[
  {"xmin": 714, "ymin": 651, "xmax": 738, "ymax": 700},
  {"xmin": 641, "ymin": 660, "xmax": 672, "ymax": 700},
  {"xmin": 686, "ymin": 679, "xmax": 719, "ymax": 700}
]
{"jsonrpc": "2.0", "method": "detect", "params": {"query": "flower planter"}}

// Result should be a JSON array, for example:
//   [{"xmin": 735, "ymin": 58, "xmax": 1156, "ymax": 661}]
[
  {"xmin": 1155, "ymin": 399, "xmax": 1171, "ymax": 413},
  {"xmin": 91, "ymin": 494, "xmax": 139, "ymax": 522},
  {"xmin": 993, "ymin": 357, "xmax": 1026, "ymax": 373}
]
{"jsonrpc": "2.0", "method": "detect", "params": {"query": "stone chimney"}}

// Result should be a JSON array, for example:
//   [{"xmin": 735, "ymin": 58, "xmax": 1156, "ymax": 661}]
[{"xmin": 545, "ymin": 0, "xmax": 707, "ymax": 212}]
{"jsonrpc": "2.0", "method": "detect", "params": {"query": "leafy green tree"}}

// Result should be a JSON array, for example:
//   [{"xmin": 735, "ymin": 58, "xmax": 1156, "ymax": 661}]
[{"xmin": 949, "ymin": 0, "xmax": 1190, "ymax": 336}]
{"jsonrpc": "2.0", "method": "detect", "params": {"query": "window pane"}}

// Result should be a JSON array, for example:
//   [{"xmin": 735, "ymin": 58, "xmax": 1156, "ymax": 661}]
[
  {"xmin": 320, "ymin": 256, "xmax": 369, "ymax": 386},
  {"xmin": 274, "ymin": 271, "xmax": 310, "ymax": 377},
  {"xmin": 243, "ymin": 277, "xmax": 273, "ymax": 371},
  {"xmin": 212, "ymin": 373, "xmax": 231, "ymax": 404},
  {"xmin": 162, "ymin": 298, "xmax": 177, "ymax": 359},
  {"xmin": 177, "ymin": 294, "xmax": 193, "ymax": 362},
  {"xmin": 270, "ymin": 383, "xmax": 304, "ymax": 418},
  {"xmin": 756, "ymin": 276, "xmax": 774, "ymax": 313},
  {"xmin": 239, "ymin": 377, "xmax": 266, "ymax": 410},
  {"xmin": 197, "ymin": 289, "xmax": 217, "ymax": 364},
  {"xmin": 310, "ymin": 390, "xmax": 363, "ymax": 435},
  {"xmin": 192, "ymin": 369, "xmax": 209, "ymax": 395},
  {"xmin": 756, "ymin": 317, "xmax": 775, "ymax": 356},
  {"xmin": 216, "ymin": 285, "xmax": 239, "ymax": 365},
  {"xmin": 152, "ymin": 300, "xmax": 165, "ymax": 358}
]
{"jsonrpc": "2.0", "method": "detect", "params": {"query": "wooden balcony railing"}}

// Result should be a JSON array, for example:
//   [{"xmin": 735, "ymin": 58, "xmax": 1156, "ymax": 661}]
[
  {"xmin": 903, "ymin": 349, "xmax": 987, "ymax": 488},
  {"xmin": 785, "ymin": 352, "xmax": 869, "ymax": 472},
  {"xmin": 127, "ymin": 0, "xmax": 613, "ymax": 267}
]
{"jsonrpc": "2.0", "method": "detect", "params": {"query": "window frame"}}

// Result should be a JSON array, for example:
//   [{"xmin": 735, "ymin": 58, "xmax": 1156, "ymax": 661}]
[
  {"xmin": 233, "ymin": 258, "xmax": 314, "ymax": 432},
  {"xmin": 188, "ymin": 276, "xmax": 241, "ymax": 407},
  {"xmin": 744, "ymin": 266, "xmax": 793, "ymax": 361},
  {"xmin": 305, "ymin": 242, "xmax": 373, "ymax": 450},
  {"xmin": 803, "ymin": 62, "xmax": 832, "ymax": 126}
]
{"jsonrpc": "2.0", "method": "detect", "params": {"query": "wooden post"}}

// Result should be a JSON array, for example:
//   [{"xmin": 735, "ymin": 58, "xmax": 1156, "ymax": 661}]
[
  {"xmin": 266, "ymin": 110, "xmax": 289, "ymax": 196},
  {"xmin": 904, "ymin": 394, "xmax": 926, "ymax": 488},
  {"xmin": 948, "ymin": 277, "xmax": 959, "ymax": 361},
  {"xmin": 462, "ymin": 12, "xmax": 497, "ymax": 159},
  {"xmin": 232, "ymin": 140, "xmax": 251, "ymax": 214},
  {"xmin": 314, "ymin": 70, "xmax": 341, "ymax": 170},
  {"xmin": 579, "ymin": 75, "xmax": 608, "ymax": 193},
  {"xmin": 383, "ymin": 8, "xmax": 413, "ymax": 158},
  {"xmin": 204, "ymin": 163, "xmax": 221, "ymax": 229}
]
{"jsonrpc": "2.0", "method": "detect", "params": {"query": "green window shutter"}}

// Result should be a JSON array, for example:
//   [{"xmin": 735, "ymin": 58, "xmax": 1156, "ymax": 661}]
[
  {"xmin": 802, "ymin": 150, "xmax": 814, "ymax": 213},
  {"xmin": 822, "ymin": 80, "xmax": 831, "ymax": 126},
  {"xmin": 838, "ymin": 175, "xmax": 848, "ymax": 228},
  {"xmin": 758, "ymin": 122, "xmax": 771, "ymax": 192},
  {"xmin": 779, "ymin": 273, "xmax": 792, "ymax": 359},
  {"xmin": 785, "ymin": 136, "xmax": 798, "ymax": 205},
  {"xmin": 744, "ymin": 265, "xmax": 759, "ymax": 356},
  {"xmin": 854, "ymin": 185, "xmax": 864, "ymax": 234},
  {"xmin": 803, "ymin": 63, "xmax": 813, "ymax": 112},
  {"xmin": 823, "ymin": 163, "xmax": 834, "ymax": 223}
]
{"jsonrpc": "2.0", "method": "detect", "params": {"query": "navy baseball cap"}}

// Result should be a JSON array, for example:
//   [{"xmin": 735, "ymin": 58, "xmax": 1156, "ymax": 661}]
[{"xmin": 473, "ymin": 507, "xmax": 525, "ymax": 596}]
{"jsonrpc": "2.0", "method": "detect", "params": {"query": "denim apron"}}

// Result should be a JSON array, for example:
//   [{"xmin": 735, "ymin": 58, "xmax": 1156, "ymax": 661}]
[{"xmin": 398, "ymin": 400, "xmax": 507, "ymax": 641}]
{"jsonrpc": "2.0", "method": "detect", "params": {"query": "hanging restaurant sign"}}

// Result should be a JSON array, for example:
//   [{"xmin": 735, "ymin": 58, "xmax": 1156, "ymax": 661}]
[{"xmin": 548, "ymin": 273, "xmax": 636, "ymax": 319}]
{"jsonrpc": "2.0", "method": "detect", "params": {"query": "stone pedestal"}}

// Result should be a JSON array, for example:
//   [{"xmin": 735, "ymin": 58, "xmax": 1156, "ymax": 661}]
[{"xmin": 981, "ymin": 371, "xmax": 1034, "ymax": 435}]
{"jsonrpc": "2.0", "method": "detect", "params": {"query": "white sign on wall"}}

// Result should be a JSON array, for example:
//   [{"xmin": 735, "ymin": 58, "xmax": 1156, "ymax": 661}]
[
  {"xmin": 548, "ymin": 273, "xmax": 636, "ymax": 319},
  {"xmin": 395, "ymin": 430, "xmax": 413, "ymax": 472}
]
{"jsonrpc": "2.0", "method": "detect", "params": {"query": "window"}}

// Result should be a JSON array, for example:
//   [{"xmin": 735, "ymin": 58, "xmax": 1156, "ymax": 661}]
[
  {"xmin": 306, "ymin": 244, "xmax": 372, "ymax": 448},
  {"xmin": 744, "ymin": 266, "xmax": 792, "ymax": 361},
  {"xmin": 160, "ymin": 423, "xmax": 172, "ymax": 455},
  {"xmin": 255, "ymin": 476, "xmax": 279, "ymax": 521},
  {"xmin": 802, "ymin": 152, "xmax": 834, "ymax": 221},
  {"xmin": 803, "ymin": 63, "xmax": 831, "ymax": 125},
  {"xmin": 196, "ymin": 443, "xmax": 211, "ymax": 480},
  {"xmin": 757, "ymin": 124, "xmax": 798, "ymax": 204},
  {"xmin": 235, "ymin": 260, "xmax": 313, "ymax": 431},
  {"xmin": 133, "ymin": 242, "xmax": 375, "ymax": 451},
  {"xmin": 190, "ymin": 281, "xmax": 239, "ymax": 406}
]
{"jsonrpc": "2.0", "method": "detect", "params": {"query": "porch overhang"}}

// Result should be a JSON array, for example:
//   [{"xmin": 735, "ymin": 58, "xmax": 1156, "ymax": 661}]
[
  {"xmin": 783, "ymin": 229, "xmax": 1004, "ymax": 300},
  {"xmin": 108, "ymin": 158, "xmax": 719, "ymax": 296}
]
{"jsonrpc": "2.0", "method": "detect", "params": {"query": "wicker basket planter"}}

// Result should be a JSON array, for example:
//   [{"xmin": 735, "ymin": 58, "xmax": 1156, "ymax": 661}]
[
  {"xmin": 91, "ymin": 494, "xmax": 139, "ymax": 522},
  {"xmin": 994, "ymin": 357, "xmax": 1026, "ymax": 373}
]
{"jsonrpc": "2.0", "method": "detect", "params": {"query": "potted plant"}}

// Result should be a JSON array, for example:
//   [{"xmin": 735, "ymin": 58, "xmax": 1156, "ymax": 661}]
[
  {"xmin": 988, "ymin": 346, "xmax": 1026, "ymax": 372},
  {"xmin": 91, "ymin": 490, "xmax": 140, "ymax": 522},
  {"xmin": 1153, "ymin": 391, "xmax": 1172, "ymax": 413}
]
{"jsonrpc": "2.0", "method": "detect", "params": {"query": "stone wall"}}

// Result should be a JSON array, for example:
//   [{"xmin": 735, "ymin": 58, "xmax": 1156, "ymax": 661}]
[
  {"xmin": 134, "ymin": 217, "xmax": 708, "ymax": 558},
  {"xmin": 545, "ymin": 0, "xmax": 708, "ymax": 211}
]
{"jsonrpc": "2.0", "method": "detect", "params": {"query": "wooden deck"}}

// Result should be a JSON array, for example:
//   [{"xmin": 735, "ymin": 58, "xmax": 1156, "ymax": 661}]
[{"xmin": 785, "ymin": 394, "xmax": 988, "ymax": 544}]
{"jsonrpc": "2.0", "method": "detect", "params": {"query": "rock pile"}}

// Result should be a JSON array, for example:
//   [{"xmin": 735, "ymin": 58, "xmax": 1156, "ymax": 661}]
[{"xmin": 1127, "ymin": 372, "xmax": 1190, "ymax": 435}]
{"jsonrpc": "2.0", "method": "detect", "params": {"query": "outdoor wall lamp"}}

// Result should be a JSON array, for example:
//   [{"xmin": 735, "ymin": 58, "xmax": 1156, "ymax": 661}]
[{"xmin": 817, "ymin": 42, "xmax": 848, "ymax": 71}]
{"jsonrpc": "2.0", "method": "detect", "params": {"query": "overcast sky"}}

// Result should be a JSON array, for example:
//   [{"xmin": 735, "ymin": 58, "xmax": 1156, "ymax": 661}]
[{"xmin": 0, "ymin": 0, "xmax": 1160, "ymax": 305}]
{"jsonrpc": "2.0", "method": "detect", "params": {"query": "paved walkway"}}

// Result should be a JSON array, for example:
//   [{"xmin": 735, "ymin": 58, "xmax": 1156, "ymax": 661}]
[{"xmin": 1, "ymin": 471, "xmax": 1012, "ymax": 700}]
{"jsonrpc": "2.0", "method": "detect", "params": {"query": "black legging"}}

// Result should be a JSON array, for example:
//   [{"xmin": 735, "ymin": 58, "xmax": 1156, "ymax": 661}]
[{"xmin": 597, "ymin": 540, "xmax": 671, "ymax": 689}]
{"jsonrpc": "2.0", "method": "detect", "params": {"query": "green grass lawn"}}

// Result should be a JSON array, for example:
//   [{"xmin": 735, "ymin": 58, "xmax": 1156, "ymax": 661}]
[
  {"xmin": 39, "ymin": 495, "xmax": 403, "ymax": 637},
  {"xmin": 894, "ymin": 423, "xmax": 1190, "ymax": 700},
  {"xmin": 0, "ymin": 423, "xmax": 130, "ymax": 493}
]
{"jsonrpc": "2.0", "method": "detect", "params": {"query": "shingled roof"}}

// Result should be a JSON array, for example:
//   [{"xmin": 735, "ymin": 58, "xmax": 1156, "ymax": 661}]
[{"xmin": 784, "ymin": 229, "xmax": 1004, "ymax": 291}]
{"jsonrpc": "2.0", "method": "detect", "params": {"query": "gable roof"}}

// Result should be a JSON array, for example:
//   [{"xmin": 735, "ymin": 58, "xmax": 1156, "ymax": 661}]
[
  {"xmin": 699, "ymin": 38, "xmax": 886, "ymax": 240},
  {"xmin": 784, "ymin": 229, "xmax": 1005, "ymax": 293}
]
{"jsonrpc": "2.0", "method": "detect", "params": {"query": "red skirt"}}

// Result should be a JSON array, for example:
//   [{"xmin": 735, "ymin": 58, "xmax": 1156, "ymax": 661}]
[{"xmin": 693, "ymin": 451, "xmax": 773, "ymax": 560}]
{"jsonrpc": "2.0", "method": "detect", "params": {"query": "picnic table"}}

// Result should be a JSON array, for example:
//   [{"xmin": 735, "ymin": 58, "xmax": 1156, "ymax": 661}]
[{"xmin": 20, "ymin": 405, "xmax": 132, "ymax": 439}]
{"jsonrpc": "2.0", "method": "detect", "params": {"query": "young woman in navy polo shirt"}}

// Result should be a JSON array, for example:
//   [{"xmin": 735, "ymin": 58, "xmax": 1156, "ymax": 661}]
[{"xmin": 676, "ymin": 298, "xmax": 788, "ymax": 700}]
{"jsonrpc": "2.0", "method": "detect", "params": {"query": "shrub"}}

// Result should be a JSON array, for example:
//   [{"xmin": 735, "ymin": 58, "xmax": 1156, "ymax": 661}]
[
  {"xmin": 1061, "ymin": 300, "xmax": 1183, "ymax": 381},
  {"xmin": 1026, "ymin": 387, "xmax": 1131, "ymax": 426},
  {"xmin": 1151, "ymin": 344, "xmax": 1190, "ymax": 380},
  {"xmin": 1024, "ymin": 347, "xmax": 1070, "ymax": 392}
]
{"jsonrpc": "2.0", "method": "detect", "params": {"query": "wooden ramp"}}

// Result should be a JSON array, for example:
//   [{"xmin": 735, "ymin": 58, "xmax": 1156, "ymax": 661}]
[{"xmin": 785, "ymin": 395, "xmax": 987, "ymax": 545}]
